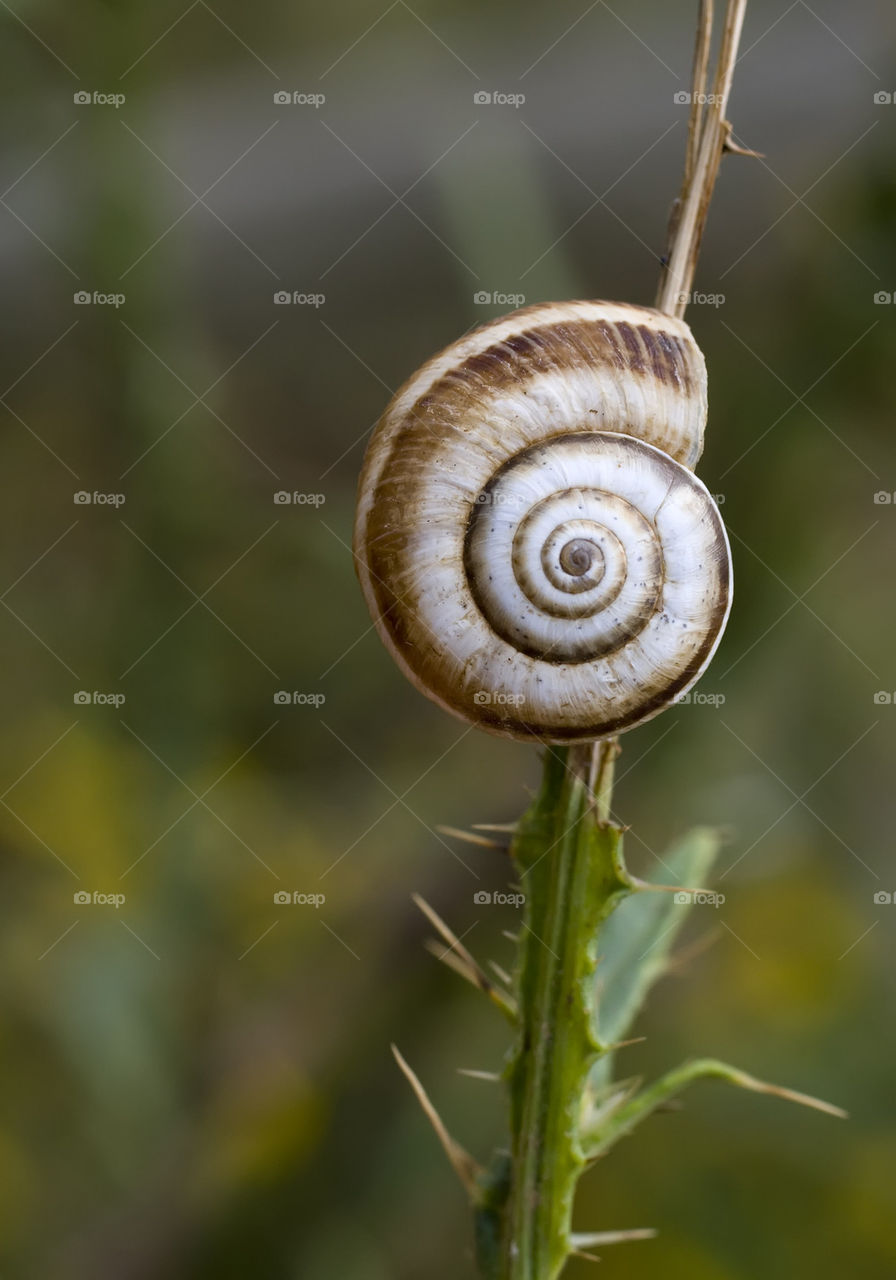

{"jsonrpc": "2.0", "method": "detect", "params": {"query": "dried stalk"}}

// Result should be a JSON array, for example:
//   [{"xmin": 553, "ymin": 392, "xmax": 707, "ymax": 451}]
[{"xmin": 656, "ymin": 0, "xmax": 750, "ymax": 318}]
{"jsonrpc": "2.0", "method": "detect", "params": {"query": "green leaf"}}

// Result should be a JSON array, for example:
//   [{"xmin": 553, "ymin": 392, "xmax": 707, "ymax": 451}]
[
  {"xmin": 583, "ymin": 1057, "xmax": 847, "ymax": 1160},
  {"xmin": 592, "ymin": 827, "xmax": 722, "ymax": 1056}
]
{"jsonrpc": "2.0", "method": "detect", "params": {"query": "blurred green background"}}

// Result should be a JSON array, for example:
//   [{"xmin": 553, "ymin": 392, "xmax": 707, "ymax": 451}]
[{"xmin": 1, "ymin": 1, "xmax": 894, "ymax": 1276}]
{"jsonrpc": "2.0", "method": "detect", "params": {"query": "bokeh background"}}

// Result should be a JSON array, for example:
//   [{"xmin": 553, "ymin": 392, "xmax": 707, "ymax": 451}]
[{"xmin": 1, "ymin": 1, "xmax": 894, "ymax": 1276}]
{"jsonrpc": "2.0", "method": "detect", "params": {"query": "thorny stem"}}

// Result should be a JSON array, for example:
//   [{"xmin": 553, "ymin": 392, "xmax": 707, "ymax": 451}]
[{"xmin": 492, "ymin": 745, "xmax": 630, "ymax": 1280}]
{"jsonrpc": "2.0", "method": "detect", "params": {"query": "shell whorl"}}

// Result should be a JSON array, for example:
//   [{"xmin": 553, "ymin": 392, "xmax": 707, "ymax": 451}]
[{"xmin": 353, "ymin": 300, "xmax": 731, "ymax": 743}]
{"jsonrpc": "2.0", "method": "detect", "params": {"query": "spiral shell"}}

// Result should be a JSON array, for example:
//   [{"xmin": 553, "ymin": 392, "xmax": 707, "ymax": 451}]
[{"xmin": 353, "ymin": 300, "xmax": 732, "ymax": 743}]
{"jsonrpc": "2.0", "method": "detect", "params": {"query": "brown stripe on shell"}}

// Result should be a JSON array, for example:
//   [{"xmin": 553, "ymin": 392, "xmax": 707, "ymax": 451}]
[
  {"xmin": 638, "ymin": 324, "xmax": 682, "ymax": 388},
  {"xmin": 414, "ymin": 316, "xmax": 695, "ymax": 422},
  {"xmin": 614, "ymin": 321, "xmax": 646, "ymax": 374}
]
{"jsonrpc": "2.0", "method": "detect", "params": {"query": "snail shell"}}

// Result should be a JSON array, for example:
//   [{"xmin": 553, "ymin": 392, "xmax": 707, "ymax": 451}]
[{"xmin": 353, "ymin": 300, "xmax": 732, "ymax": 743}]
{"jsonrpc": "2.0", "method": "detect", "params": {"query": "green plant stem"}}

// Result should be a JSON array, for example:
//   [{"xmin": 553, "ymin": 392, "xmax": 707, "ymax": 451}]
[{"xmin": 486, "ymin": 741, "xmax": 631, "ymax": 1280}]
